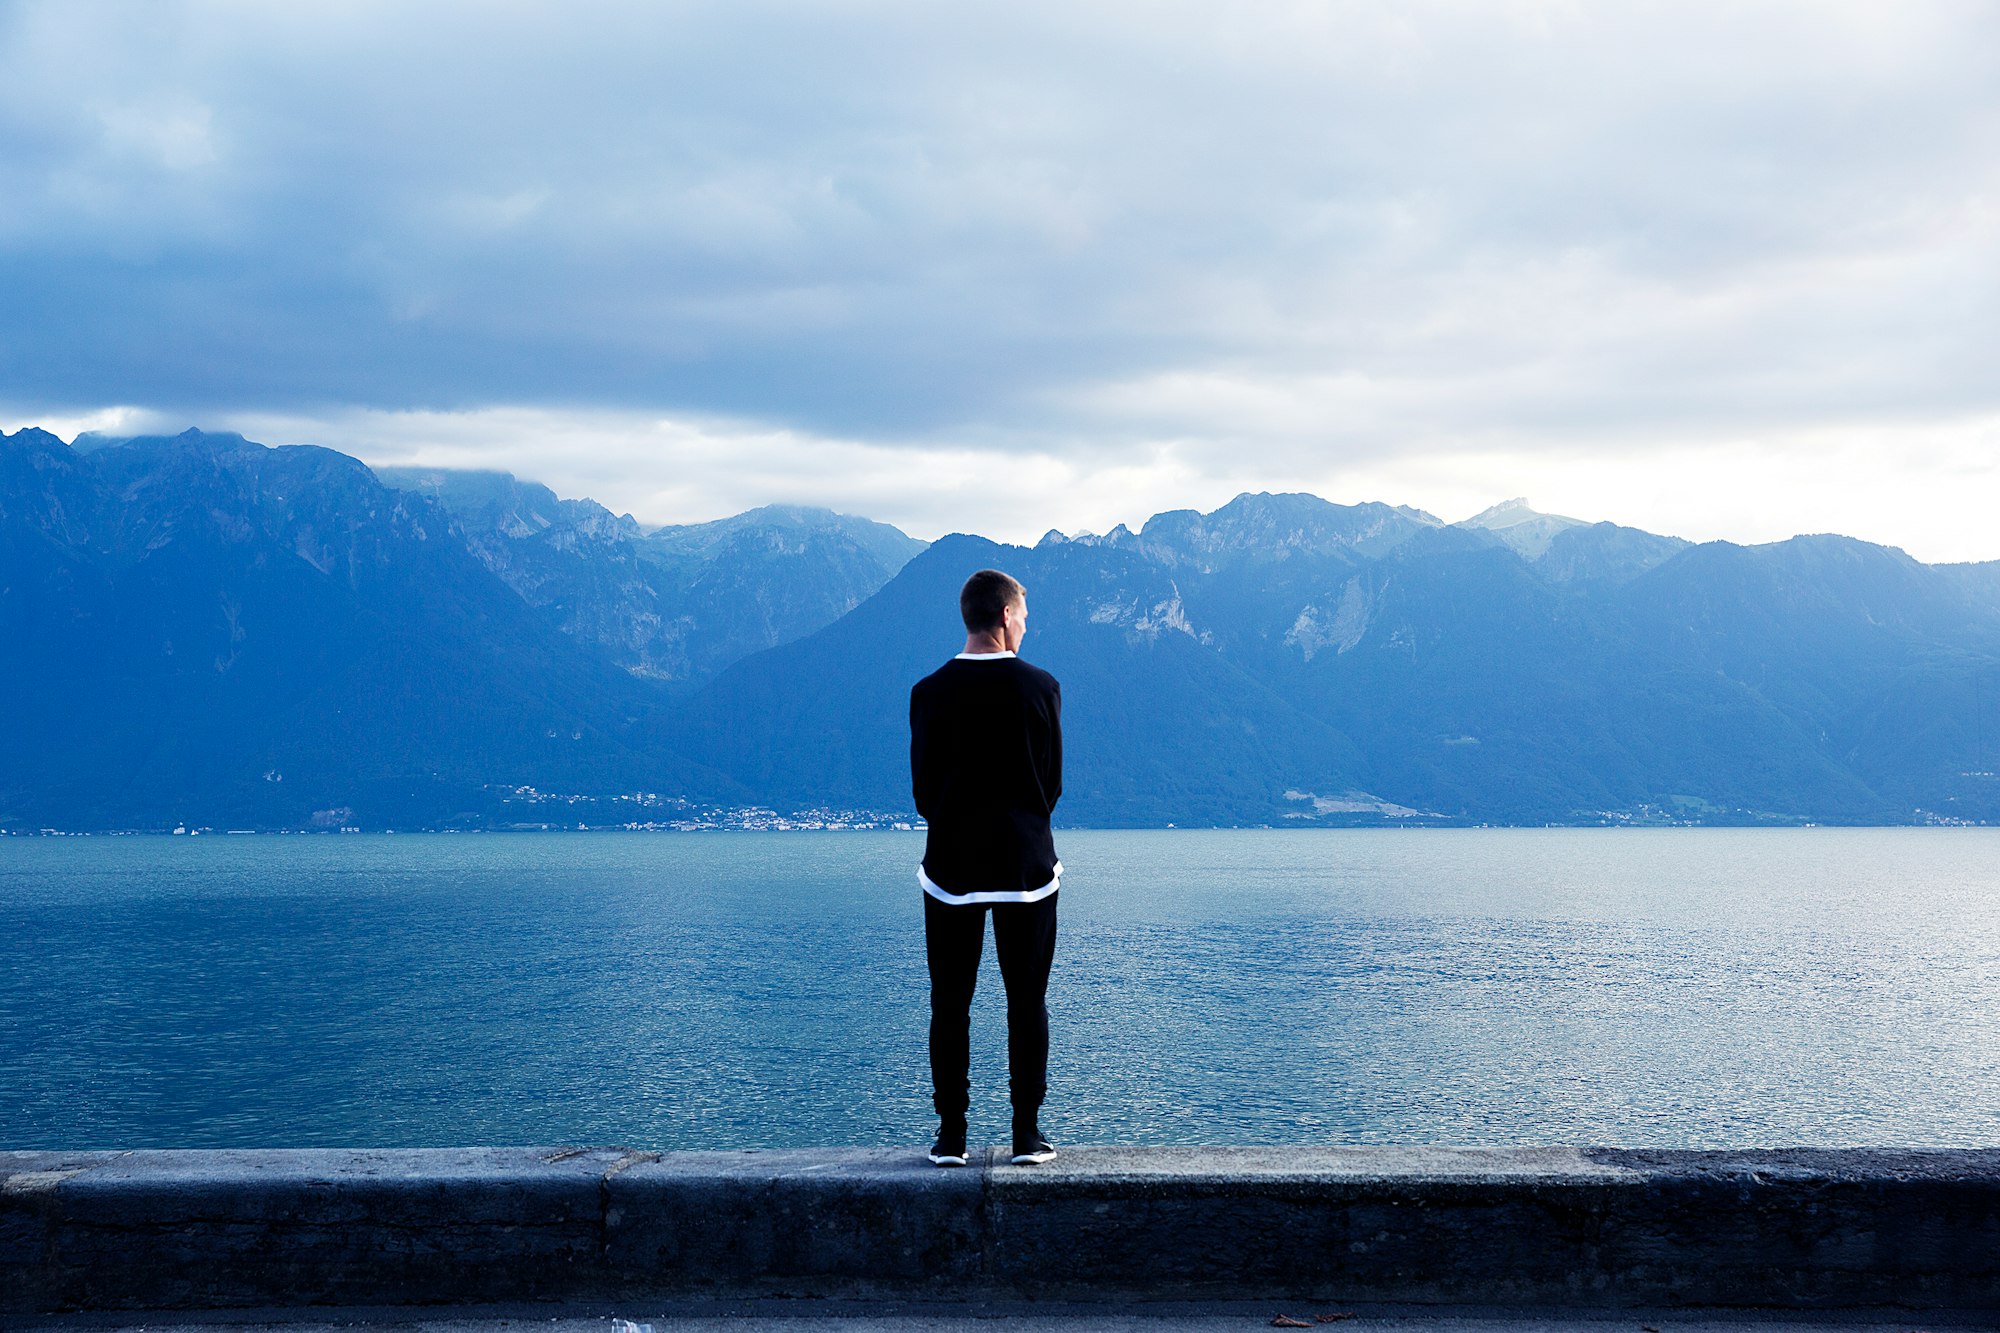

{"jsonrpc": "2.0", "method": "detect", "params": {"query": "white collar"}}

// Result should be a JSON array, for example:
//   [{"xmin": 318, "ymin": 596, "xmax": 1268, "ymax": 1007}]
[{"xmin": 955, "ymin": 650, "xmax": 1017, "ymax": 660}]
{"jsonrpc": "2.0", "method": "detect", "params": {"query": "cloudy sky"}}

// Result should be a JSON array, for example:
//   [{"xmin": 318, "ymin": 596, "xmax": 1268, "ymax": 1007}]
[{"xmin": 3, "ymin": 1, "xmax": 1996, "ymax": 558}]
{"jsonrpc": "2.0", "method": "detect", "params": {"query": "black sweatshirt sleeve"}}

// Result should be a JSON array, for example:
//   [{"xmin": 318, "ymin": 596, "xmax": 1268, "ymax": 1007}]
[
  {"xmin": 910, "ymin": 680, "xmax": 937, "ymax": 821},
  {"xmin": 1042, "ymin": 679, "xmax": 1062, "ymax": 812}
]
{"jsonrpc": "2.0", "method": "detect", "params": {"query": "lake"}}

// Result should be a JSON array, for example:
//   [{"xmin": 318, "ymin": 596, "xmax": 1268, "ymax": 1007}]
[{"xmin": 2, "ymin": 827, "xmax": 1997, "ymax": 1151}]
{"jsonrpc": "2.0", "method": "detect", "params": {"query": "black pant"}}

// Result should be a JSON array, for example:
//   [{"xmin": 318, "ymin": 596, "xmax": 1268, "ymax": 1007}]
[{"xmin": 924, "ymin": 891, "xmax": 1059, "ymax": 1124}]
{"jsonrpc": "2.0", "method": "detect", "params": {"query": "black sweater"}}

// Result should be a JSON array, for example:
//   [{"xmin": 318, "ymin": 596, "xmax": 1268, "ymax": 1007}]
[{"xmin": 909, "ymin": 655, "xmax": 1063, "ymax": 896}]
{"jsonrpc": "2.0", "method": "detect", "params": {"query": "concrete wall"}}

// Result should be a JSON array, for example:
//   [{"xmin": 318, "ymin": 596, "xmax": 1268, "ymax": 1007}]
[{"xmin": 5, "ymin": 1146, "xmax": 2000, "ymax": 1313}]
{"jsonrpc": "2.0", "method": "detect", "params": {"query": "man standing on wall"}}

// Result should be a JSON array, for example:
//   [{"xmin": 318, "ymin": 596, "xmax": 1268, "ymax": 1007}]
[{"xmin": 910, "ymin": 568, "xmax": 1063, "ymax": 1167}]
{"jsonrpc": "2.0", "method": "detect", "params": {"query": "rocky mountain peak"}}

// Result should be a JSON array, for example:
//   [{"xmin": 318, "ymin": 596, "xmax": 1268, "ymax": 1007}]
[
  {"xmin": 1456, "ymin": 498, "xmax": 1588, "ymax": 559},
  {"xmin": 1136, "ymin": 491, "xmax": 1436, "ymax": 569}
]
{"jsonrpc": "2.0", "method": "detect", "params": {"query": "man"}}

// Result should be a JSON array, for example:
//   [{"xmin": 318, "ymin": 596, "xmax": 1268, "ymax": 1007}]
[{"xmin": 909, "ymin": 568, "xmax": 1063, "ymax": 1167}]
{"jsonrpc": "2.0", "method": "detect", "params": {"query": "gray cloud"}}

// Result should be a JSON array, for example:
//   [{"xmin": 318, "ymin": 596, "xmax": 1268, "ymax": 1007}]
[{"xmin": 2, "ymin": 1, "xmax": 1997, "ymax": 553}]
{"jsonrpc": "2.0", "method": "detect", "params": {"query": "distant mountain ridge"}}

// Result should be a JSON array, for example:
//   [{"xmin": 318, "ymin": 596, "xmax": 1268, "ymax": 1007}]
[
  {"xmin": 1, "ymin": 428, "xmax": 739, "ymax": 830},
  {"xmin": 678, "ymin": 496, "xmax": 2000, "ymax": 826},
  {"xmin": 375, "ymin": 467, "xmax": 925, "ymax": 685},
  {"xmin": 5, "ymin": 425, "xmax": 1998, "ymax": 829}
]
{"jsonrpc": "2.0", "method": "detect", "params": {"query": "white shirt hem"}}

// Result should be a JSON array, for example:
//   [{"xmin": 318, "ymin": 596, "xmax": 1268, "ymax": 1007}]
[{"xmin": 919, "ymin": 860, "xmax": 1061, "ymax": 905}]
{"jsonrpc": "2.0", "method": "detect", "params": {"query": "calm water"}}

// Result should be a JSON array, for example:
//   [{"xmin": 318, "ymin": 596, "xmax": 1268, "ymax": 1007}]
[{"xmin": 3, "ymin": 828, "xmax": 1997, "ymax": 1151}]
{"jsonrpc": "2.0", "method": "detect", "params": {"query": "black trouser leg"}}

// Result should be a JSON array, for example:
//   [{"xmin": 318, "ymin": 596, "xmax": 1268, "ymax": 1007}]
[
  {"xmin": 924, "ymin": 893, "xmax": 986, "ymax": 1121},
  {"xmin": 992, "ymin": 892, "xmax": 1059, "ymax": 1123}
]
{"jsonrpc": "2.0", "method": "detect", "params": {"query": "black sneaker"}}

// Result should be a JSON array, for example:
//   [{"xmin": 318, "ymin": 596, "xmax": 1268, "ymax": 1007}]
[
  {"xmin": 1010, "ymin": 1127, "xmax": 1057, "ymax": 1165},
  {"xmin": 928, "ymin": 1119, "xmax": 968, "ymax": 1167}
]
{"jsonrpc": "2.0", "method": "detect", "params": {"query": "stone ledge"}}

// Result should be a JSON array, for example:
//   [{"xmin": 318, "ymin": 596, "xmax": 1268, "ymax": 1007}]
[{"xmin": 4, "ymin": 1147, "xmax": 1999, "ymax": 1313}]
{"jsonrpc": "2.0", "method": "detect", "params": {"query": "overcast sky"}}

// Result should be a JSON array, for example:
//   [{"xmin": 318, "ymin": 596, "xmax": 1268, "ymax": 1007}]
[{"xmin": 3, "ymin": 1, "xmax": 1996, "ymax": 558}]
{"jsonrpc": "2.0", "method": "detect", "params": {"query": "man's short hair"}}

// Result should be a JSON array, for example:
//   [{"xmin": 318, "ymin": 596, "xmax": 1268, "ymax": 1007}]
[{"xmin": 960, "ymin": 569, "xmax": 1026, "ymax": 633}]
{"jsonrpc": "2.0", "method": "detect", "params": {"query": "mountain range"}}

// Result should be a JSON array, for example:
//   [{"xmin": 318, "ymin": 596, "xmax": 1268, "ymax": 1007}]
[
  {"xmin": 371, "ymin": 466, "xmax": 922, "ymax": 686},
  {"xmin": 5, "ymin": 426, "xmax": 1997, "ymax": 830}
]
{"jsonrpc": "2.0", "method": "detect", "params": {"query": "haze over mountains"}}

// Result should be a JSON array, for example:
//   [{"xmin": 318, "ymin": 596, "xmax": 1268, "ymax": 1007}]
[{"xmin": 5, "ymin": 426, "xmax": 1998, "ymax": 830}]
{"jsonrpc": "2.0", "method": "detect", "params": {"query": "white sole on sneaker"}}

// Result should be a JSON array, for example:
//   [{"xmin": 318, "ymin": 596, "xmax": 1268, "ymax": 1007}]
[
  {"xmin": 1010, "ymin": 1146, "xmax": 1057, "ymax": 1165},
  {"xmin": 928, "ymin": 1151, "xmax": 968, "ymax": 1166}
]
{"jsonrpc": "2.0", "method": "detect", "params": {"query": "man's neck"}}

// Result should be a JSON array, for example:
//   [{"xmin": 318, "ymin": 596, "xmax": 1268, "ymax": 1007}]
[{"xmin": 961, "ymin": 633, "xmax": 1009, "ymax": 656}]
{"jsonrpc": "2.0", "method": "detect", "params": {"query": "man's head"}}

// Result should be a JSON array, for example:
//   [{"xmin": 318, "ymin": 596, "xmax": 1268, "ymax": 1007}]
[{"xmin": 960, "ymin": 568, "xmax": 1028, "ymax": 650}]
